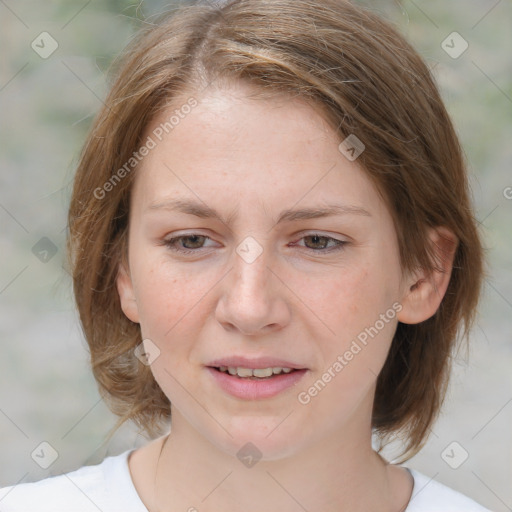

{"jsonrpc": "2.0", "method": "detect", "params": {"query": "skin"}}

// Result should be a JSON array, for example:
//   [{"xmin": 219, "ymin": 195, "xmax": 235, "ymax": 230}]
[{"xmin": 116, "ymin": 80, "xmax": 457, "ymax": 512}]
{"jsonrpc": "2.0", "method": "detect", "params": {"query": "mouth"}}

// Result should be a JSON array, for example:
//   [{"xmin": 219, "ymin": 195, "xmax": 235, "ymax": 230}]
[{"xmin": 205, "ymin": 364, "xmax": 309, "ymax": 400}]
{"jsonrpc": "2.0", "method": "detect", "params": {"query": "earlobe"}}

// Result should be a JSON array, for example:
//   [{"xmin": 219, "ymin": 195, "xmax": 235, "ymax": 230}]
[
  {"xmin": 116, "ymin": 260, "xmax": 140, "ymax": 324},
  {"xmin": 397, "ymin": 226, "xmax": 458, "ymax": 325}
]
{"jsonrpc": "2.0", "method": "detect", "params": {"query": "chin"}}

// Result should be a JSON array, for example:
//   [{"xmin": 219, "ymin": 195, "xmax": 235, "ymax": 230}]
[{"xmin": 207, "ymin": 416, "xmax": 307, "ymax": 462}]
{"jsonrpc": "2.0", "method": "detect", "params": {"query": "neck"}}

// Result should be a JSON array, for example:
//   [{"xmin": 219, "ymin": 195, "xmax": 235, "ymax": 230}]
[{"xmin": 146, "ymin": 402, "xmax": 410, "ymax": 512}]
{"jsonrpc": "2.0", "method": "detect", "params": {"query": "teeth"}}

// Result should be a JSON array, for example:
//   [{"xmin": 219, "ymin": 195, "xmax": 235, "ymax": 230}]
[
  {"xmin": 236, "ymin": 367, "xmax": 253, "ymax": 377},
  {"xmin": 220, "ymin": 366, "xmax": 295, "ymax": 378},
  {"xmin": 253, "ymin": 368, "xmax": 273, "ymax": 378}
]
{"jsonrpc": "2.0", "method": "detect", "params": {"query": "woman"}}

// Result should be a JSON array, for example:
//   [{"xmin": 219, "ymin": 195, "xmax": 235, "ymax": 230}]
[{"xmin": 0, "ymin": 0, "xmax": 490, "ymax": 510}]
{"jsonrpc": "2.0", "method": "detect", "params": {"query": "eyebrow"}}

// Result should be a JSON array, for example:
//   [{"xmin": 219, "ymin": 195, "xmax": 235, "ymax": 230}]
[{"xmin": 145, "ymin": 197, "xmax": 372, "ymax": 225}]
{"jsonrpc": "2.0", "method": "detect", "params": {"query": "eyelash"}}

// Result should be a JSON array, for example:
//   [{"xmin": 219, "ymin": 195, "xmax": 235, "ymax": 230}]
[{"xmin": 162, "ymin": 233, "xmax": 347, "ymax": 255}]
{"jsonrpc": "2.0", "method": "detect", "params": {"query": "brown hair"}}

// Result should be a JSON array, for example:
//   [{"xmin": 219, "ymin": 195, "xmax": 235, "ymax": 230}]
[{"xmin": 66, "ymin": 0, "xmax": 485, "ymax": 461}]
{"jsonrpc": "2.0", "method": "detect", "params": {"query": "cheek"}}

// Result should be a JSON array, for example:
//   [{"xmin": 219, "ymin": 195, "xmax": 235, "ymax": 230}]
[
  {"xmin": 131, "ymin": 256, "xmax": 208, "ymax": 341},
  {"xmin": 293, "ymin": 265, "xmax": 399, "ymax": 422},
  {"xmin": 294, "ymin": 261, "xmax": 399, "ymax": 367},
  {"xmin": 131, "ymin": 259, "xmax": 212, "ymax": 395},
  {"xmin": 292, "ymin": 263, "xmax": 373, "ymax": 333}
]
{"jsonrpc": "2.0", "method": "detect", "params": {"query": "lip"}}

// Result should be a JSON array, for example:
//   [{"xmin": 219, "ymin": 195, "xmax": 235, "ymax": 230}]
[
  {"xmin": 206, "ymin": 366, "xmax": 308, "ymax": 400},
  {"xmin": 206, "ymin": 356, "xmax": 308, "ymax": 370}
]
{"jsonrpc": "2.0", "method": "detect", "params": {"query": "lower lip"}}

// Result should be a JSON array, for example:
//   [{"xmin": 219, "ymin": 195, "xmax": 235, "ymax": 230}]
[{"xmin": 206, "ymin": 367, "xmax": 308, "ymax": 400}]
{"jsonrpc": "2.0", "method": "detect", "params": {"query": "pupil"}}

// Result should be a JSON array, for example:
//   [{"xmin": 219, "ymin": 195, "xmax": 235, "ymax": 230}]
[
  {"xmin": 185, "ymin": 235, "xmax": 203, "ymax": 248},
  {"xmin": 308, "ymin": 235, "xmax": 326, "ymax": 248}
]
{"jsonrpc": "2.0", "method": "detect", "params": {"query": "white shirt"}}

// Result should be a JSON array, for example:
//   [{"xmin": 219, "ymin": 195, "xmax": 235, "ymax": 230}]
[{"xmin": 0, "ymin": 449, "xmax": 492, "ymax": 511}]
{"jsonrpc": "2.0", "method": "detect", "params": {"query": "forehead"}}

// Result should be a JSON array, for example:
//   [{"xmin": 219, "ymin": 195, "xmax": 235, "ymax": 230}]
[
  {"xmin": 131, "ymin": 82, "xmax": 384, "ymax": 220},
  {"xmin": 147, "ymin": 82, "xmax": 337, "ymax": 156}
]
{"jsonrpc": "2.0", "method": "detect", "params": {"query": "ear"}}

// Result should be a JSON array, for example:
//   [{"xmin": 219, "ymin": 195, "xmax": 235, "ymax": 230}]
[
  {"xmin": 397, "ymin": 226, "xmax": 458, "ymax": 325},
  {"xmin": 116, "ymin": 259, "xmax": 140, "ymax": 324}
]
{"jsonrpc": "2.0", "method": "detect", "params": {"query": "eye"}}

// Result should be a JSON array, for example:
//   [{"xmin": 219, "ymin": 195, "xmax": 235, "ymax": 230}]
[
  {"xmin": 162, "ymin": 232, "xmax": 347, "ymax": 255},
  {"xmin": 163, "ymin": 234, "xmax": 214, "ymax": 254},
  {"xmin": 293, "ymin": 233, "xmax": 347, "ymax": 253}
]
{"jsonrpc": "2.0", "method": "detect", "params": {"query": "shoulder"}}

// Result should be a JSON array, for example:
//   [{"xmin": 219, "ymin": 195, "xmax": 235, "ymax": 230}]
[
  {"xmin": 0, "ymin": 449, "xmax": 147, "ymax": 512},
  {"xmin": 404, "ymin": 467, "xmax": 493, "ymax": 512}
]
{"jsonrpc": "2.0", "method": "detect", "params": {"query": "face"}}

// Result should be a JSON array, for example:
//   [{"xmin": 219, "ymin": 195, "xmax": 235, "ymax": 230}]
[{"xmin": 117, "ymin": 80, "xmax": 412, "ymax": 460}]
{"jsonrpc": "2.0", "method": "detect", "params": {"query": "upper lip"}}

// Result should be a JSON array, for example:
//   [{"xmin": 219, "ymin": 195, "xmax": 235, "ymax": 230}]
[{"xmin": 207, "ymin": 356, "xmax": 308, "ymax": 370}]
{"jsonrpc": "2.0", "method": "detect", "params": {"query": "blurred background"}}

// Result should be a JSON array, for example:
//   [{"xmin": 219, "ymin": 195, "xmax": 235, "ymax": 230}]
[{"xmin": 0, "ymin": 0, "xmax": 510, "ymax": 510}]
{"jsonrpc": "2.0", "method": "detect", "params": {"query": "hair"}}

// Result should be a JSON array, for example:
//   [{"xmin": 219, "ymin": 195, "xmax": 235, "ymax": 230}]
[{"xmin": 66, "ymin": 0, "xmax": 485, "ymax": 461}]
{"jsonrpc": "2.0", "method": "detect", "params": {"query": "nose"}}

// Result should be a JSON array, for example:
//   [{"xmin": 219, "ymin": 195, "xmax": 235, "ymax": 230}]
[{"xmin": 215, "ymin": 239, "xmax": 291, "ymax": 336}]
